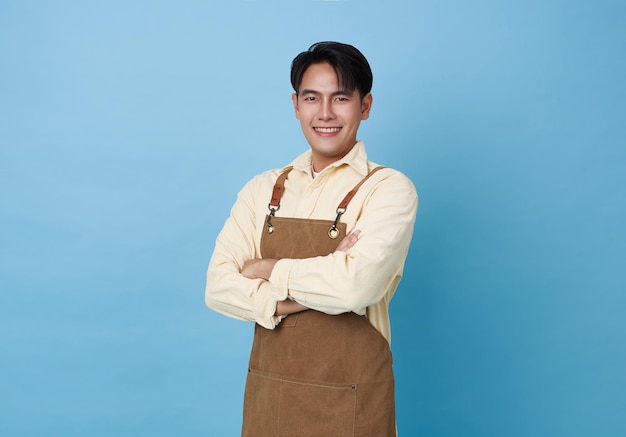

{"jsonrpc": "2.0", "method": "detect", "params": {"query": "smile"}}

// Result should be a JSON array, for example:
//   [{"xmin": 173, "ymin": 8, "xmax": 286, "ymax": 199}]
[{"xmin": 314, "ymin": 127, "xmax": 341, "ymax": 133}]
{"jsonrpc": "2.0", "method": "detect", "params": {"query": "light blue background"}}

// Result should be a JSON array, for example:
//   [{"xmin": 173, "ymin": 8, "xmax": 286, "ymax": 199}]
[{"xmin": 1, "ymin": 1, "xmax": 625, "ymax": 436}]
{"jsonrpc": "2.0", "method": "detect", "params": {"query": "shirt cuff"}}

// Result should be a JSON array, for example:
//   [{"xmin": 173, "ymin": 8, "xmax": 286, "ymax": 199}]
[
  {"xmin": 268, "ymin": 258, "xmax": 297, "ymax": 302},
  {"xmin": 253, "ymin": 281, "xmax": 285, "ymax": 329}
]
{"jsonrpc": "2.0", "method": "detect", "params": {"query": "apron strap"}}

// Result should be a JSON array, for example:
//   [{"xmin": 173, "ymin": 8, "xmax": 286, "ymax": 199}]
[
  {"xmin": 329, "ymin": 166, "xmax": 386, "ymax": 237},
  {"xmin": 337, "ymin": 166, "xmax": 386, "ymax": 210},
  {"xmin": 268, "ymin": 166, "xmax": 294, "ymax": 213},
  {"xmin": 267, "ymin": 165, "xmax": 387, "ymax": 236}
]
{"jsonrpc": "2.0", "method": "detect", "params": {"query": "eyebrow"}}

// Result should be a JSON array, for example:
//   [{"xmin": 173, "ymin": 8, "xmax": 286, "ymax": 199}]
[{"xmin": 299, "ymin": 89, "xmax": 353, "ymax": 97}]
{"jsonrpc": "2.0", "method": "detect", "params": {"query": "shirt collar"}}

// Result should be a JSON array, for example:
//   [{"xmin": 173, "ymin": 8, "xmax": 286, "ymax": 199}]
[{"xmin": 284, "ymin": 141, "xmax": 370, "ymax": 176}]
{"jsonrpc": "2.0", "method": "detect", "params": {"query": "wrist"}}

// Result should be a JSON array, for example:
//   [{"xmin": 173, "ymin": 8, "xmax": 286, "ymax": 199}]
[{"xmin": 262, "ymin": 259, "xmax": 277, "ymax": 280}]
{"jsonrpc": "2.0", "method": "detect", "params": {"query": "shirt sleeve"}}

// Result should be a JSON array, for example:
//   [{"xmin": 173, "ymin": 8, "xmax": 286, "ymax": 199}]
[
  {"xmin": 205, "ymin": 176, "xmax": 284, "ymax": 329},
  {"xmin": 268, "ymin": 171, "xmax": 418, "ymax": 315}
]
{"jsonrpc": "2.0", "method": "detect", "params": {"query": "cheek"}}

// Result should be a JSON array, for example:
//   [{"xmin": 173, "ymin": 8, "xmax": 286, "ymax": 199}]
[
  {"xmin": 296, "ymin": 107, "xmax": 313, "ymax": 121},
  {"xmin": 345, "ymin": 107, "xmax": 364, "ymax": 123}
]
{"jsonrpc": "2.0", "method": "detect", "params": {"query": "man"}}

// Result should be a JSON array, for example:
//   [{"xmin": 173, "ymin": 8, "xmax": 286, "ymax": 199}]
[{"xmin": 205, "ymin": 41, "xmax": 418, "ymax": 436}]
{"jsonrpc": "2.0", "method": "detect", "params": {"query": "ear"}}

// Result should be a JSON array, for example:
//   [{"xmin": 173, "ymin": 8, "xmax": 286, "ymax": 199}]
[
  {"xmin": 360, "ymin": 93, "xmax": 373, "ymax": 120},
  {"xmin": 292, "ymin": 93, "xmax": 300, "ymax": 120}
]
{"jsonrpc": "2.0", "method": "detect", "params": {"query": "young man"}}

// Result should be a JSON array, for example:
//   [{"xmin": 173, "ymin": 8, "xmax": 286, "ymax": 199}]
[{"xmin": 205, "ymin": 41, "xmax": 418, "ymax": 436}]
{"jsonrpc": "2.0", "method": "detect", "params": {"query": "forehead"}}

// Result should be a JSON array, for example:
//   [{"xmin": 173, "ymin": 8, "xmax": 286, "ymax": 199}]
[{"xmin": 299, "ymin": 63, "xmax": 351, "ymax": 94}]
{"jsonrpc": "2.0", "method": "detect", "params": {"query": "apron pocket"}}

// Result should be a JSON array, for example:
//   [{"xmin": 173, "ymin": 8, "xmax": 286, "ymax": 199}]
[{"xmin": 244, "ymin": 370, "xmax": 357, "ymax": 437}]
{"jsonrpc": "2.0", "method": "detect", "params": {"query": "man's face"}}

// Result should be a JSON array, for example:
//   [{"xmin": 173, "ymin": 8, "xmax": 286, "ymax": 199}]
[{"xmin": 292, "ymin": 62, "xmax": 372, "ymax": 172}]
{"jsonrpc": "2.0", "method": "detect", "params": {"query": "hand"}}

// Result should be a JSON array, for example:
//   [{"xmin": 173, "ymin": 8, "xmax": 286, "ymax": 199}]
[
  {"xmin": 335, "ymin": 229, "xmax": 360, "ymax": 252},
  {"xmin": 241, "ymin": 258, "xmax": 277, "ymax": 280},
  {"xmin": 275, "ymin": 299, "xmax": 309, "ymax": 316}
]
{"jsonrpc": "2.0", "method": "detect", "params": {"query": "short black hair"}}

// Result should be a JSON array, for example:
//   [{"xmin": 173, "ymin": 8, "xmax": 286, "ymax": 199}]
[{"xmin": 290, "ymin": 41, "xmax": 373, "ymax": 99}]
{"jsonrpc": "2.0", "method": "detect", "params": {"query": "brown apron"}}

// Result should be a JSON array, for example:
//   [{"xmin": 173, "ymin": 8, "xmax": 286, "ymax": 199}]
[{"xmin": 242, "ymin": 167, "xmax": 396, "ymax": 437}]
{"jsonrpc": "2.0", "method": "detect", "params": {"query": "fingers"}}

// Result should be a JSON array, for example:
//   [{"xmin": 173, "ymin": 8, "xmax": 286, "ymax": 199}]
[
  {"xmin": 347, "ymin": 229, "xmax": 361, "ymax": 243},
  {"xmin": 335, "ymin": 229, "xmax": 360, "ymax": 252}
]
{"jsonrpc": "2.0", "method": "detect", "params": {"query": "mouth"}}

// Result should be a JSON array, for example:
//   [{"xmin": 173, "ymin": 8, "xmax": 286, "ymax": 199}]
[{"xmin": 313, "ymin": 127, "xmax": 341, "ymax": 134}]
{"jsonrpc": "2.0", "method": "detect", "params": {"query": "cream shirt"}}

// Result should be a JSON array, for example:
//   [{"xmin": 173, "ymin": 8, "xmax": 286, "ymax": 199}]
[{"xmin": 205, "ymin": 141, "xmax": 418, "ymax": 343}]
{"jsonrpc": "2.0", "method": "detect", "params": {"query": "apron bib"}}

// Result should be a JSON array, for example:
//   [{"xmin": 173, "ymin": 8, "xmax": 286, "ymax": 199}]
[{"xmin": 242, "ymin": 167, "xmax": 396, "ymax": 437}]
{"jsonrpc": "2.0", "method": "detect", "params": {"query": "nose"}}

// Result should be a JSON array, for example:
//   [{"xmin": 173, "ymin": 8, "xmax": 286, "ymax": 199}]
[{"xmin": 317, "ymin": 98, "xmax": 336, "ymax": 121}]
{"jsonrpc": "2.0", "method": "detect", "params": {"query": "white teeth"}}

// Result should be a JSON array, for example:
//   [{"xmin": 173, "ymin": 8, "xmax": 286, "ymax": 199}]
[{"xmin": 315, "ymin": 127, "xmax": 341, "ymax": 133}]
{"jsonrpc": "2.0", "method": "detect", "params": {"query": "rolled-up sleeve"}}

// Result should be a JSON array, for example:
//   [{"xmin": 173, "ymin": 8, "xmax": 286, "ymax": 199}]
[
  {"xmin": 205, "ymin": 176, "xmax": 284, "ymax": 329},
  {"xmin": 268, "ymin": 258, "xmax": 297, "ymax": 302}
]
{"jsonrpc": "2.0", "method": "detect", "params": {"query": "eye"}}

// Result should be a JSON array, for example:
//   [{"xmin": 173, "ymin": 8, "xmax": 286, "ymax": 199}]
[
  {"xmin": 335, "ymin": 97, "xmax": 349, "ymax": 102},
  {"xmin": 303, "ymin": 96, "xmax": 317, "ymax": 102}
]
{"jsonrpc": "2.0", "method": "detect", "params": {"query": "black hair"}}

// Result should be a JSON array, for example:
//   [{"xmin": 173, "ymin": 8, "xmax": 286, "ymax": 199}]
[{"xmin": 290, "ymin": 41, "xmax": 373, "ymax": 99}]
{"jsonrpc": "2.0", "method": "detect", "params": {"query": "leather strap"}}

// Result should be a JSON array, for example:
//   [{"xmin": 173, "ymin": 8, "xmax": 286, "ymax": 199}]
[
  {"xmin": 268, "ymin": 166, "xmax": 293, "ymax": 211},
  {"xmin": 268, "ymin": 166, "xmax": 386, "ymax": 212},
  {"xmin": 337, "ymin": 166, "xmax": 386, "ymax": 211}
]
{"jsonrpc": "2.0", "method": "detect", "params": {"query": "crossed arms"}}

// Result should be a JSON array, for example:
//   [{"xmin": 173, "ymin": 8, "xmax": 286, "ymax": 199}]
[
  {"xmin": 205, "ymin": 168, "xmax": 417, "ymax": 330},
  {"xmin": 240, "ymin": 230, "xmax": 361, "ymax": 316}
]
